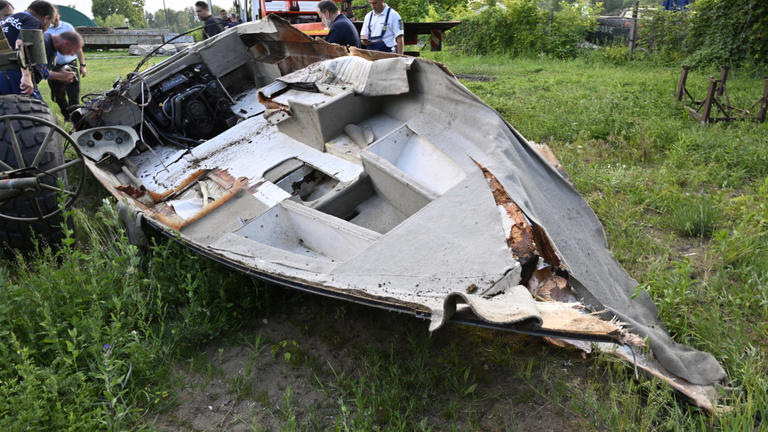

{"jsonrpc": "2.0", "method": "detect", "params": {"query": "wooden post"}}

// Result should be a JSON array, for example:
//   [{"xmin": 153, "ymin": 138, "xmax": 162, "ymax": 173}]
[
  {"xmin": 627, "ymin": 1, "xmax": 639, "ymax": 61},
  {"xmin": 676, "ymin": 65, "xmax": 691, "ymax": 102},
  {"xmin": 430, "ymin": 29, "xmax": 443, "ymax": 52},
  {"xmin": 758, "ymin": 77, "xmax": 768, "ymax": 123},
  {"xmin": 548, "ymin": 7, "xmax": 554, "ymax": 29},
  {"xmin": 700, "ymin": 78, "xmax": 718, "ymax": 125},
  {"xmin": 716, "ymin": 66, "xmax": 730, "ymax": 98}
]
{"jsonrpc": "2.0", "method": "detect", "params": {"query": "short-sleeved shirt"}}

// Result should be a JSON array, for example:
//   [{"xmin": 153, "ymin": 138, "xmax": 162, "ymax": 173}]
[
  {"xmin": 360, "ymin": 5, "xmax": 403, "ymax": 49},
  {"xmin": 0, "ymin": 11, "xmax": 45, "ymax": 96},
  {"xmin": 1, "ymin": 11, "xmax": 42, "ymax": 48},
  {"xmin": 45, "ymin": 20, "xmax": 77, "ymax": 65},
  {"xmin": 202, "ymin": 15, "xmax": 224, "ymax": 39},
  {"xmin": 326, "ymin": 14, "xmax": 360, "ymax": 48}
]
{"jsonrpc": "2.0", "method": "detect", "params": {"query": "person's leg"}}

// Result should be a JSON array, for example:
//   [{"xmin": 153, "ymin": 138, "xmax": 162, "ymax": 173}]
[
  {"xmin": 63, "ymin": 78, "xmax": 80, "ymax": 119},
  {"xmin": 49, "ymin": 79, "xmax": 70, "ymax": 119}
]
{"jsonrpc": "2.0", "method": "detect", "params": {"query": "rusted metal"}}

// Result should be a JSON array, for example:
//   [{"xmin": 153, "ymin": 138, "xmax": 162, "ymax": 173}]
[
  {"xmin": 675, "ymin": 65, "xmax": 692, "ymax": 102},
  {"xmin": 115, "ymin": 184, "xmax": 146, "ymax": 199},
  {"xmin": 528, "ymin": 266, "xmax": 571, "ymax": 302},
  {"xmin": 759, "ymin": 77, "xmax": 768, "ymax": 123},
  {"xmin": 156, "ymin": 176, "xmax": 248, "ymax": 231},
  {"xmin": 677, "ymin": 66, "xmax": 768, "ymax": 124},
  {"xmin": 697, "ymin": 77, "xmax": 718, "ymax": 124},
  {"xmin": 716, "ymin": 66, "xmax": 730, "ymax": 98},
  {"xmin": 146, "ymin": 169, "xmax": 209, "ymax": 203}
]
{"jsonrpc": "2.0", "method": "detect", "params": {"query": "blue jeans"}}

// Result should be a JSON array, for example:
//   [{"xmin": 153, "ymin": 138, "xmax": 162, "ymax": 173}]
[
  {"xmin": 0, "ymin": 70, "xmax": 43, "ymax": 100},
  {"xmin": 367, "ymin": 39, "xmax": 392, "ymax": 52}
]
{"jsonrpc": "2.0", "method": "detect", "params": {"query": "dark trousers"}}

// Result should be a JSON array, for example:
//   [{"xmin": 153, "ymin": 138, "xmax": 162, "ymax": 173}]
[{"xmin": 49, "ymin": 62, "xmax": 80, "ymax": 119}]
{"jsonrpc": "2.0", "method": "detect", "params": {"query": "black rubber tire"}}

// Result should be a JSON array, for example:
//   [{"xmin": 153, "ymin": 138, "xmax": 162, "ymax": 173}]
[{"xmin": 0, "ymin": 95, "xmax": 67, "ymax": 252}]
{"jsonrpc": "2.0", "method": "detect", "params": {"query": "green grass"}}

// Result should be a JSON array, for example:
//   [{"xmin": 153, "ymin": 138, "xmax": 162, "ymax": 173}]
[
  {"xmin": 1, "ymin": 49, "xmax": 767, "ymax": 430},
  {"xmin": 425, "ymin": 50, "xmax": 768, "ymax": 428},
  {"xmin": 37, "ymin": 50, "xmax": 165, "ymax": 126}
]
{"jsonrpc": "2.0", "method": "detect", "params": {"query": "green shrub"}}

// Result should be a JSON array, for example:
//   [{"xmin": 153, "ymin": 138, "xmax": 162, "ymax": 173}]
[
  {"xmin": 686, "ymin": 0, "xmax": 768, "ymax": 67},
  {"xmin": 544, "ymin": 2, "xmax": 599, "ymax": 59},
  {"xmin": 448, "ymin": 1, "xmax": 598, "ymax": 58},
  {"xmin": 637, "ymin": 9, "xmax": 689, "ymax": 64},
  {"xmin": 447, "ymin": 0, "xmax": 546, "ymax": 56},
  {"xmin": 583, "ymin": 43, "xmax": 630, "ymax": 64}
]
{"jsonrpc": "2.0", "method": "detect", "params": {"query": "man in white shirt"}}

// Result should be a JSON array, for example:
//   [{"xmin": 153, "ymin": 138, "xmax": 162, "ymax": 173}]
[
  {"xmin": 360, "ymin": 0, "xmax": 403, "ymax": 54},
  {"xmin": 45, "ymin": 12, "xmax": 86, "ymax": 120}
]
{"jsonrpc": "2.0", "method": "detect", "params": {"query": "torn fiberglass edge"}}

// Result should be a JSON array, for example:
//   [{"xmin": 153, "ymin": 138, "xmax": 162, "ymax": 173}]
[{"xmin": 72, "ymin": 15, "xmax": 727, "ymax": 412}]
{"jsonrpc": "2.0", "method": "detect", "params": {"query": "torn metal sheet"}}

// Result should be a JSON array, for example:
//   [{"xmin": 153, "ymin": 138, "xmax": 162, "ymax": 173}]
[{"xmin": 72, "ymin": 15, "xmax": 727, "ymax": 412}]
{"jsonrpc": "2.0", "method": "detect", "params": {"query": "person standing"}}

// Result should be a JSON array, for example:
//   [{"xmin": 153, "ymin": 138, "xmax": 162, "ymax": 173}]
[
  {"xmin": 45, "ymin": 12, "xmax": 86, "ymax": 120},
  {"xmin": 318, "ymin": 0, "xmax": 359, "ymax": 48},
  {"xmin": 359, "ymin": 0, "xmax": 403, "ymax": 54},
  {"xmin": 228, "ymin": 13, "xmax": 240, "ymax": 27},
  {"xmin": 0, "ymin": 0, "xmax": 56, "ymax": 97},
  {"xmin": 194, "ymin": 1, "xmax": 224, "ymax": 39}
]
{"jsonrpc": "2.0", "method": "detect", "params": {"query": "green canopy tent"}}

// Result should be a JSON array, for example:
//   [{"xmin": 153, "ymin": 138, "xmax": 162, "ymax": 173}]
[{"xmin": 56, "ymin": 5, "xmax": 97, "ymax": 27}]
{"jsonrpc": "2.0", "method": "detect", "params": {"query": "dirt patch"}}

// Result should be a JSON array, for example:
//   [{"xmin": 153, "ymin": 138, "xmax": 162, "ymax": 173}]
[{"xmin": 147, "ymin": 292, "xmax": 589, "ymax": 431}]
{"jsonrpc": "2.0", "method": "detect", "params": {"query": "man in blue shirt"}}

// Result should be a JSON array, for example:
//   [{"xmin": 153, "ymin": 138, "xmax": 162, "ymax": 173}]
[
  {"xmin": 0, "ymin": 0, "xmax": 55, "ymax": 97},
  {"xmin": 318, "ymin": 0, "xmax": 360, "ymax": 49},
  {"xmin": 45, "ymin": 12, "xmax": 86, "ymax": 120}
]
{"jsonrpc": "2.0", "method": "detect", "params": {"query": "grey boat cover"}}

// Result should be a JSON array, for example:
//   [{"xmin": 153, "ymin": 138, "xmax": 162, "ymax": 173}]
[{"xmin": 274, "ymin": 55, "xmax": 726, "ymax": 387}]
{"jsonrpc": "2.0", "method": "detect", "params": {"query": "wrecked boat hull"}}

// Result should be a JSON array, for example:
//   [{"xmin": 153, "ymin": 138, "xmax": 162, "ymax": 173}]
[{"xmin": 73, "ymin": 16, "xmax": 726, "ymax": 412}]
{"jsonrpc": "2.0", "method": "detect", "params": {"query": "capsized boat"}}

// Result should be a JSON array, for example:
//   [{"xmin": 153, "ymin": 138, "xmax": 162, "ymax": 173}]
[{"xmin": 72, "ymin": 16, "xmax": 726, "ymax": 411}]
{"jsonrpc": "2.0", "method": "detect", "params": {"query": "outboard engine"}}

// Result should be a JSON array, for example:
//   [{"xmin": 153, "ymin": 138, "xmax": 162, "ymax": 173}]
[{"xmin": 144, "ymin": 63, "xmax": 237, "ymax": 144}]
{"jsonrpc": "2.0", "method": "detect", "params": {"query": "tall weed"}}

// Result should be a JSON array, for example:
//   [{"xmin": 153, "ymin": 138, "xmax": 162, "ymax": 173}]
[{"xmin": 0, "ymin": 199, "xmax": 260, "ymax": 430}]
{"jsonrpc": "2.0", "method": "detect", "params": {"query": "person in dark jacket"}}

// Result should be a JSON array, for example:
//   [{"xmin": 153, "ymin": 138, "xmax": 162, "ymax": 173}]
[
  {"xmin": 228, "ymin": 13, "xmax": 241, "ymax": 27},
  {"xmin": 0, "ymin": 0, "xmax": 56, "ymax": 97},
  {"xmin": 318, "ymin": 0, "xmax": 360, "ymax": 48},
  {"xmin": 194, "ymin": 1, "xmax": 223, "ymax": 39}
]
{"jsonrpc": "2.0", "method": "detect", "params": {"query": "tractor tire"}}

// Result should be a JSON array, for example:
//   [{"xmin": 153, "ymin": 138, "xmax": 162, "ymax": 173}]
[{"xmin": 0, "ymin": 95, "xmax": 67, "ymax": 252}]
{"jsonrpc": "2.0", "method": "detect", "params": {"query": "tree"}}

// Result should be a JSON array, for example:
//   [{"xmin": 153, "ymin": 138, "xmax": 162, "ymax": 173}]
[
  {"xmin": 145, "ymin": 7, "xmax": 199, "ymax": 34},
  {"xmin": 687, "ymin": 0, "xmax": 768, "ymax": 66},
  {"xmin": 92, "ymin": 0, "xmax": 147, "ymax": 27},
  {"xmin": 94, "ymin": 13, "xmax": 130, "ymax": 28}
]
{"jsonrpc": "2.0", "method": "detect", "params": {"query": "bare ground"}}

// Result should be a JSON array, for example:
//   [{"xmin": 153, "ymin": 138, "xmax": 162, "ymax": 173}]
[{"xmin": 147, "ymin": 289, "xmax": 596, "ymax": 431}]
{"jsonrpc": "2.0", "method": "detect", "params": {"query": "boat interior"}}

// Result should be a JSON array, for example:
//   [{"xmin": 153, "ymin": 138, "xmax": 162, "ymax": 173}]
[{"xmin": 77, "ymin": 20, "xmax": 479, "ymax": 268}]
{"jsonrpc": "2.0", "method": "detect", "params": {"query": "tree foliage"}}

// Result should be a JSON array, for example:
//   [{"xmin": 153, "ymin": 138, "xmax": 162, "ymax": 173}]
[
  {"xmin": 686, "ymin": 0, "xmax": 768, "ymax": 67},
  {"xmin": 92, "ymin": 0, "xmax": 146, "ymax": 27},
  {"xmin": 447, "ymin": 0, "xmax": 597, "ymax": 58},
  {"xmin": 350, "ymin": 0, "xmax": 468, "ymax": 21},
  {"xmin": 145, "ymin": 4, "xmax": 229, "ymax": 33},
  {"xmin": 145, "ymin": 7, "xmax": 198, "ymax": 33},
  {"xmin": 94, "ymin": 13, "xmax": 129, "ymax": 28}
]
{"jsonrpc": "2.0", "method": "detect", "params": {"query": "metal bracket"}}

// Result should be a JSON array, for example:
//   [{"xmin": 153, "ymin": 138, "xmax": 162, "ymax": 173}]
[{"xmin": 676, "ymin": 65, "xmax": 768, "ymax": 125}]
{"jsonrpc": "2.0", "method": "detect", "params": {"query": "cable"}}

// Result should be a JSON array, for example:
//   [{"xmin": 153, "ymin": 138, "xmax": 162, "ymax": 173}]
[
  {"xmin": 138, "ymin": 78, "xmax": 170, "ymax": 172},
  {"xmin": 132, "ymin": 26, "xmax": 205, "ymax": 75}
]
